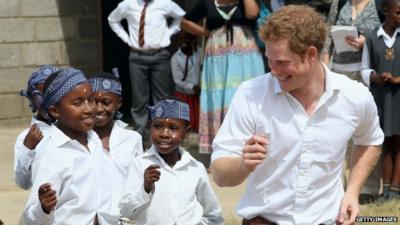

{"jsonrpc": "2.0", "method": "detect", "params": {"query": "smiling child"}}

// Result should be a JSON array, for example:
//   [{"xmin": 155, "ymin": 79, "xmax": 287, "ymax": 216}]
[{"xmin": 119, "ymin": 98, "xmax": 224, "ymax": 225}]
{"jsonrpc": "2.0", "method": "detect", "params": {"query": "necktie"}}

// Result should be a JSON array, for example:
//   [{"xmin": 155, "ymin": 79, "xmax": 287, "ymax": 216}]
[{"xmin": 138, "ymin": 1, "xmax": 148, "ymax": 48}]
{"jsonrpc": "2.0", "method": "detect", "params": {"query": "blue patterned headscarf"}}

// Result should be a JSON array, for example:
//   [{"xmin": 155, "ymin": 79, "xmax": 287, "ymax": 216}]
[
  {"xmin": 149, "ymin": 99, "xmax": 190, "ymax": 122},
  {"xmin": 41, "ymin": 67, "xmax": 89, "ymax": 112},
  {"xmin": 20, "ymin": 65, "xmax": 60, "ymax": 112},
  {"xmin": 89, "ymin": 68, "xmax": 122, "ymax": 96}
]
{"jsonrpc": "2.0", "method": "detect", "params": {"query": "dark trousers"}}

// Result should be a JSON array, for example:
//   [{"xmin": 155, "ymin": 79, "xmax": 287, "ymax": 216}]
[
  {"xmin": 128, "ymin": 49, "xmax": 174, "ymax": 138},
  {"xmin": 242, "ymin": 217, "xmax": 327, "ymax": 225}
]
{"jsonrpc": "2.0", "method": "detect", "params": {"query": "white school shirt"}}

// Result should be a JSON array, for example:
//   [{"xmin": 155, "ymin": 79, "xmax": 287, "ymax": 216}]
[
  {"xmin": 360, "ymin": 26, "xmax": 400, "ymax": 87},
  {"xmin": 212, "ymin": 67, "xmax": 384, "ymax": 225},
  {"xmin": 14, "ymin": 116, "xmax": 51, "ymax": 189},
  {"xmin": 108, "ymin": 0, "xmax": 185, "ymax": 50},
  {"xmin": 171, "ymin": 48, "xmax": 202, "ymax": 95},
  {"xmin": 120, "ymin": 146, "xmax": 224, "ymax": 225},
  {"xmin": 24, "ymin": 125, "xmax": 118, "ymax": 225},
  {"xmin": 105, "ymin": 120, "xmax": 143, "ymax": 218}
]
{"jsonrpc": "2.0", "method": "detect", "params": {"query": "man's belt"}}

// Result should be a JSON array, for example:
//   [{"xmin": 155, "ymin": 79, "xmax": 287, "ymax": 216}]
[
  {"xmin": 242, "ymin": 216, "xmax": 328, "ymax": 225},
  {"xmin": 242, "ymin": 216, "xmax": 278, "ymax": 225},
  {"xmin": 130, "ymin": 47, "xmax": 164, "ymax": 55}
]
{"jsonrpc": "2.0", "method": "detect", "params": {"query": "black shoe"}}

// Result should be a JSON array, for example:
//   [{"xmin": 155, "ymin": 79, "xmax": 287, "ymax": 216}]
[
  {"xmin": 359, "ymin": 194, "xmax": 374, "ymax": 205},
  {"xmin": 375, "ymin": 194, "xmax": 388, "ymax": 204},
  {"xmin": 387, "ymin": 190, "xmax": 400, "ymax": 200}
]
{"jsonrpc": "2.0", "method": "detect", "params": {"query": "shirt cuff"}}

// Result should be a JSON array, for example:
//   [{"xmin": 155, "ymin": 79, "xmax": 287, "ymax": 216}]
[
  {"xmin": 31, "ymin": 200, "xmax": 54, "ymax": 223},
  {"xmin": 211, "ymin": 148, "xmax": 242, "ymax": 162},
  {"xmin": 137, "ymin": 185, "xmax": 153, "ymax": 202},
  {"xmin": 21, "ymin": 151, "xmax": 36, "ymax": 171},
  {"xmin": 360, "ymin": 69, "xmax": 374, "ymax": 87}
]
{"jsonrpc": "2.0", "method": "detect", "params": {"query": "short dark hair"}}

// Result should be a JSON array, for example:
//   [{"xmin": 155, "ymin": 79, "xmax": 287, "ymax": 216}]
[{"xmin": 382, "ymin": 0, "xmax": 400, "ymax": 9}]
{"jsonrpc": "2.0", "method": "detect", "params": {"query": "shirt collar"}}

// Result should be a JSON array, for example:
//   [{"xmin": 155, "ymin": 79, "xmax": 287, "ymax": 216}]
[
  {"xmin": 49, "ymin": 124, "xmax": 96, "ymax": 148},
  {"xmin": 114, "ymin": 119, "xmax": 128, "ymax": 128},
  {"xmin": 31, "ymin": 116, "xmax": 51, "ymax": 128},
  {"xmin": 377, "ymin": 25, "xmax": 385, "ymax": 37},
  {"xmin": 377, "ymin": 25, "xmax": 400, "ymax": 38},
  {"xmin": 109, "ymin": 120, "xmax": 130, "ymax": 148},
  {"xmin": 272, "ymin": 63, "xmax": 339, "ymax": 95},
  {"xmin": 144, "ymin": 145, "xmax": 195, "ymax": 169}
]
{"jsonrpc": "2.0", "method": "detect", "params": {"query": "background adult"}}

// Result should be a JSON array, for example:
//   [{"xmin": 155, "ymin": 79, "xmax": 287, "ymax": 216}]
[
  {"xmin": 108, "ymin": 0, "xmax": 185, "ymax": 142},
  {"xmin": 323, "ymin": 0, "xmax": 384, "ymax": 204},
  {"xmin": 181, "ymin": 0, "xmax": 265, "ymax": 153},
  {"xmin": 323, "ymin": 0, "xmax": 381, "ymax": 82}
]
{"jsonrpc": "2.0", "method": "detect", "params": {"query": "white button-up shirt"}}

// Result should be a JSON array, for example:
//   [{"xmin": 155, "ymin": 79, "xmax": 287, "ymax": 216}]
[
  {"xmin": 212, "ymin": 68, "xmax": 384, "ymax": 225},
  {"xmin": 24, "ymin": 125, "xmax": 118, "ymax": 225},
  {"xmin": 105, "ymin": 120, "xmax": 143, "ymax": 218},
  {"xmin": 120, "ymin": 146, "xmax": 224, "ymax": 225},
  {"xmin": 108, "ymin": 0, "xmax": 185, "ymax": 50},
  {"xmin": 14, "ymin": 116, "xmax": 51, "ymax": 189},
  {"xmin": 171, "ymin": 48, "xmax": 202, "ymax": 95}
]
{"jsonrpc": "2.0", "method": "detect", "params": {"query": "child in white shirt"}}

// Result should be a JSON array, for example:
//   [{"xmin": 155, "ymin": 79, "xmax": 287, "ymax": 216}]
[
  {"xmin": 120, "ymin": 98, "xmax": 224, "ymax": 225},
  {"xmin": 24, "ymin": 68, "xmax": 118, "ymax": 225},
  {"xmin": 89, "ymin": 69, "xmax": 143, "ymax": 222},
  {"xmin": 14, "ymin": 65, "xmax": 60, "ymax": 189},
  {"xmin": 171, "ymin": 32, "xmax": 201, "ymax": 132}
]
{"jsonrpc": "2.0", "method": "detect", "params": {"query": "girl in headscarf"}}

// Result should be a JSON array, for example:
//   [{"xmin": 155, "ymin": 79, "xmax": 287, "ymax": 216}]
[
  {"xmin": 89, "ymin": 69, "xmax": 143, "ymax": 224},
  {"xmin": 24, "ymin": 68, "xmax": 118, "ymax": 225},
  {"xmin": 14, "ymin": 65, "xmax": 60, "ymax": 190}
]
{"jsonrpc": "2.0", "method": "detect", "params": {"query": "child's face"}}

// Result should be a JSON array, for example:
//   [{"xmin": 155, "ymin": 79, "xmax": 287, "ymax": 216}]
[
  {"xmin": 50, "ymin": 83, "xmax": 95, "ymax": 134},
  {"xmin": 92, "ymin": 91, "xmax": 121, "ymax": 128},
  {"xmin": 385, "ymin": 2, "xmax": 400, "ymax": 27},
  {"xmin": 150, "ymin": 118, "xmax": 189, "ymax": 155}
]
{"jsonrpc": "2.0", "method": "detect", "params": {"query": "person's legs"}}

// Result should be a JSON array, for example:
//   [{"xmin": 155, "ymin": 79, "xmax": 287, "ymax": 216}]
[
  {"xmin": 388, "ymin": 135, "xmax": 400, "ymax": 199},
  {"xmin": 149, "ymin": 49, "xmax": 174, "ymax": 105},
  {"xmin": 382, "ymin": 137, "xmax": 394, "ymax": 195},
  {"xmin": 129, "ymin": 51, "xmax": 151, "ymax": 136}
]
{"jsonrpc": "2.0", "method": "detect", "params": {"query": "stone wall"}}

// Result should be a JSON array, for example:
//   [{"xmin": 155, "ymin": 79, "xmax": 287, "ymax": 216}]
[{"xmin": 0, "ymin": 0, "xmax": 102, "ymax": 122}]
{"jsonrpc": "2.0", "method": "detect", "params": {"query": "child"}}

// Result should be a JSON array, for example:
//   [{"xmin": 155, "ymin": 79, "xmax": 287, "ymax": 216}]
[
  {"xmin": 361, "ymin": 0, "xmax": 400, "ymax": 200},
  {"xmin": 24, "ymin": 68, "xmax": 118, "ymax": 225},
  {"xmin": 171, "ymin": 31, "xmax": 201, "ymax": 132},
  {"xmin": 119, "ymin": 98, "xmax": 224, "ymax": 225},
  {"xmin": 89, "ymin": 69, "xmax": 143, "ymax": 221},
  {"xmin": 14, "ymin": 65, "xmax": 60, "ymax": 189}
]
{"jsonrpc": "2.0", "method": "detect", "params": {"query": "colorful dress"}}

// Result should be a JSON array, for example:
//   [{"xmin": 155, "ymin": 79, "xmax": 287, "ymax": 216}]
[{"xmin": 184, "ymin": 0, "xmax": 265, "ymax": 153}]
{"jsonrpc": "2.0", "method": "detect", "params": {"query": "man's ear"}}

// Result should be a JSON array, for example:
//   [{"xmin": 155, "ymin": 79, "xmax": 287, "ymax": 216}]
[
  {"xmin": 307, "ymin": 46, "xmax": 318, "ymax": 61},
  {"xmin": 48, "ymin": 105, "xmax": 60, "ymax": 120}
]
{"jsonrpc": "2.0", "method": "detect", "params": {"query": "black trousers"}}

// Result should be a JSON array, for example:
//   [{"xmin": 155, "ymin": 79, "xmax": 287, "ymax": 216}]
[{"xmin": 128, "ymin": 49, "xmax": 174, "ymax": 137}]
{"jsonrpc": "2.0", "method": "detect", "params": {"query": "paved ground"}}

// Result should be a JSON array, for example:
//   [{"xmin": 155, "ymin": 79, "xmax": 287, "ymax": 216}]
[{"xmin": 0, "ymin": 122, "xmax": 245, "ymax": 225}]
